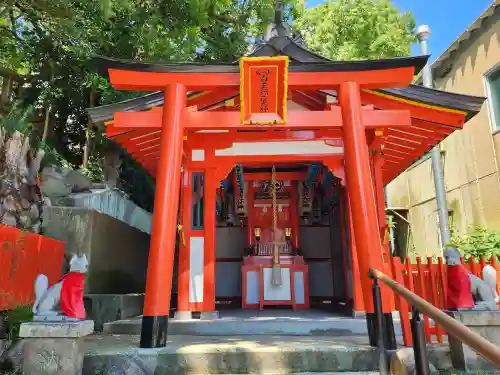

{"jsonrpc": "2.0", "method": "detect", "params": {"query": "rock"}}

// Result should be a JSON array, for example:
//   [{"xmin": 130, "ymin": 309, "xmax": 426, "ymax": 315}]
[
  {"xmin": 20, "ymin": 197, "xmax": 30, "ymax": 209},
  {"xmin": 40, "ymin": 165, "xmax": 72, "ymax": 197},
  {"xmin": 20, "ymin": 183, "xmax": 38, "ymax": 201},
  {"xmin": 18, "ymin": 212, "xmax": 30, "ymax": 227},
  {"xmin": 43, "ymin": 197, "xmax": 52, "ymax": 207},
  {"xmin": 28, "ymin": 203, "xmax": 39, "ymax": 219},
  {"xmin": 390, "ymin": 347, "xmax": 438, "ymax": 375},
  {"xmin": 89, "ymin": 352, "xmax": 151, "ymax": 375},
  {"xmin": 0, "ymin": 340, "xmax": 24, "ymax": 372},
  {"xmin": 0, "ymin": 316, "xmax": 5, "ymax": 338},
  {"xmin": 2, "ymin": 212, "xmax": 17, "ymax": 226},
  {"xmin": 3, "ymin": 195, "xmax": 16, "ymax": 212},
  {"xmin": 67, "ymin": 170, "xmax": 92, "ymax": 193}
]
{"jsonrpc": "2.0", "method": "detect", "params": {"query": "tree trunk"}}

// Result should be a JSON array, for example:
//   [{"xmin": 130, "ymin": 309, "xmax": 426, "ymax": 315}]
[
  {"xmin": 82, "ymin": 86, "xmax": 96, "ymax": 169},
  {"xmin": 41, "ymin": 67, "xmax": 54, "ymax": 142},
  {"xmin": 0, "ymin": 129, "xmax": 44, "ymax": 233}
]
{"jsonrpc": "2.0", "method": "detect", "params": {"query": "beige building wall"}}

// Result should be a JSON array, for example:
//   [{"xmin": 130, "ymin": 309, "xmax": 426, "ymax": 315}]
[{"xmin": 387, "ymin": 10, "xmax": 500, "ymax": 257}]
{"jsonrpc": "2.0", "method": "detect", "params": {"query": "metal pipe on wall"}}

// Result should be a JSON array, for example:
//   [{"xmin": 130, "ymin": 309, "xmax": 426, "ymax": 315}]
[{"xmin": 416, "ymin": 25, "xmax": 451, "ymax": 249}]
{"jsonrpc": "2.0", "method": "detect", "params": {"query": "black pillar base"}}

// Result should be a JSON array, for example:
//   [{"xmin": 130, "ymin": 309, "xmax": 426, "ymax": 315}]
[
  {"xmin": 366, "ymin": 313, "xmax": 377, "ymax": 347},
  {"xmin": 140, "ymin": 316, "xmax": 168, "ymax": 348},
  {"xmin": 383, "ymin": 313, "xmax": 397, "ymax": 350},
  {"xmin": 366, "ymin": 313, "xmax": 397, "ymax": 349}
]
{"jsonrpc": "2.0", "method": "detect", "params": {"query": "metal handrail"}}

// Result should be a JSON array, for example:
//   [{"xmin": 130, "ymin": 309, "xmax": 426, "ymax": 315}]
[{"xmin": 369, "ymin": 267, "xmax": 500, "ymax": 369}]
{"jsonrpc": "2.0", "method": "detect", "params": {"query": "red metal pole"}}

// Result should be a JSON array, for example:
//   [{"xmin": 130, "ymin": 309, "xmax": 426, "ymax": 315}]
[
  {"xmin": 140, "ymin": 83, "xmax": 186, "ymax": 348},
  {"xmin": 339, "ymin": 81, "xmax": 385, "ymax": 314}
]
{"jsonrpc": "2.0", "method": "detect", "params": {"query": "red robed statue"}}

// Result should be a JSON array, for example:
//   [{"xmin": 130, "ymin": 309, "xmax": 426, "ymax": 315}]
[
  {"xmin": 446, "ymin": 264, "xmax": 474, "ymax": 310},
  {"xmin": 60, "ymin": 272, "xmax": 86, "ymax": 319},
  {"xmin": 32, "ymin": 254, "xmax": 88, "ymax": 319},
  {"xmin": 445, "ymin": 247, "xmax": 474, "ymax": 310}
]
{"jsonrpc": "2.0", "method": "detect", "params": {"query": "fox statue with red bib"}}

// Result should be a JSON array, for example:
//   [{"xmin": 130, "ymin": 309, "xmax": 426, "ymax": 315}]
[
  {"xmin": 444, "ymin": 246, "xmax": 498, "ymax": 311},
  {"xmin": 32, "ymin": 254, "xmax": 88, "ymax": 321}
]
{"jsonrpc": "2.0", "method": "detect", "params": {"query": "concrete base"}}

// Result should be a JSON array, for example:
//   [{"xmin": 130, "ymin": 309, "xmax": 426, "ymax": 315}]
[
  {"xmin": 352, "ymin": 311, "xmax": 401, "ymax": 319},
  {"xmin": 84, "ymin": 294, "xmax": 144, "ymax": 331},
  {"xmin": 103, "ymin": 309, "xmax": 403, "ymax": 336},
  {"xmin": 20, "ymin": 321, "xmax": 94, "ymax": 375},
  {"xmin": 172, "ymin": 311, "xmax": 193, "ymax": 321},
  {"xmin": 199, "ymin": 311, "xmax": 219, "ymax": 320},
  {"xmin": 447, "ymin": 310, "xmax": 500, "ymax": 372}
]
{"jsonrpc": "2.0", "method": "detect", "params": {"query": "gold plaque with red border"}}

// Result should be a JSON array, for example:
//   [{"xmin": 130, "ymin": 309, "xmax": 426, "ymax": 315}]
[{"xmin": 240, "ymin": 56, "xmax": 289, "ymax": 124}]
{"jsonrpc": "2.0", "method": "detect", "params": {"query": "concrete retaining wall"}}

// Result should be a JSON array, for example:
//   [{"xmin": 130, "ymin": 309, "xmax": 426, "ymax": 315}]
[
  {"xmin": 50, "ymin": 189, "xmax": 152, "ymax": 234},
  {"xmin": 43, "ymin": 207, "xmax": 150, "ymax": 295}
]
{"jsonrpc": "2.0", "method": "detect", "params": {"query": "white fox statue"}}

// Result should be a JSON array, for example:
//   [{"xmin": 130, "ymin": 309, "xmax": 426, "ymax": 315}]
[
  {"xmin": 483, "ymin": 264, "xmax": 499, "ymax": 303},
  {"xmin": 32, "ymin": 253, "xmax": 88, "ymax": 320}
]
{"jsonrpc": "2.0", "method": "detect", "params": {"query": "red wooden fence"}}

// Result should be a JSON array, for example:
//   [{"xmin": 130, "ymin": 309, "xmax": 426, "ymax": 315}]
[
  {"xmin": 0, "ymin": 225, "xmax": 65, "ymax": 311},
  {"xmin": 390, "ymin": 255, "xmax": 500, "ymax": 346}
]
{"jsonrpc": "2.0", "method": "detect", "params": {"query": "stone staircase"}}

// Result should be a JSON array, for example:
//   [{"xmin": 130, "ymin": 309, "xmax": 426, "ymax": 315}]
[
  {"xmin": 83, "ymin": 334, "xmax": 383, "ymax": 375},
  {"xmin": 83, "ymin": 311, "xmax": 451, "ymax": 374}
]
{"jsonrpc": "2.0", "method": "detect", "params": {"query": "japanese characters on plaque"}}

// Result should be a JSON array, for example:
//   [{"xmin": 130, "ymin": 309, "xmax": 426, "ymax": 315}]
[{"xmin": 240, "ymin": 56, "xmax": 288, "ymax": 125}]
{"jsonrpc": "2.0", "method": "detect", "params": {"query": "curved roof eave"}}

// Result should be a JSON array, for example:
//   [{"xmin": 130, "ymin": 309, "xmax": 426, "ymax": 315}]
[
  {"xmin": 88, "ymin": 32, "xmax": 481, "ymax": 126},
  {"xmin": 93, "ymin": 54, "xmax": 427, "ymax": 75}
]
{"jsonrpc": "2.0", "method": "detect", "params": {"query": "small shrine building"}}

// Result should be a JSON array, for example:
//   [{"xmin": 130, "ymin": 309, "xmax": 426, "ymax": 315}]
[{"xmin": 88, "ymin": 15, "xmax": 484, "ymax": 348}]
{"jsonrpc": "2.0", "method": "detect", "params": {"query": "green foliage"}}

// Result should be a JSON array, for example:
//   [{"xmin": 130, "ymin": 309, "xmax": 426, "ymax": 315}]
[
  {"xmin": 448, "ymin": 227, "xmax": 500, "ymax": 263},
  {"xmin": 0, "ymin": 0, "xmax": 302, "ymax": 211},
  {"xmin": 295, "ymin": 0, "xmax": 416, "ymax": 60},
  {"xmin": 0, "ymin": 106, "xmax": 34, "ymax": 137},
  {"xmin": 0, "ymin": 305, "xmax": 33, "ymax": 340}
]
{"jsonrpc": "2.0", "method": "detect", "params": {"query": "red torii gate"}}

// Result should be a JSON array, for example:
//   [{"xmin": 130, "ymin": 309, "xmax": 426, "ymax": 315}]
[{"xmin": 93, "ymin": 52, "xmax": 482, "ymax": 348}]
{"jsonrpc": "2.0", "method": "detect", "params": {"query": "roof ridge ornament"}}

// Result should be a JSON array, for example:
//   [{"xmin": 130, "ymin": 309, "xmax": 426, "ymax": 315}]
[
  {"xmin": 275, "ymin": 0, "xmax": 284, "ymax": 25},
  {"xmin": 263, "ymin": 0, "xmax": 305, "ymax": 46}
]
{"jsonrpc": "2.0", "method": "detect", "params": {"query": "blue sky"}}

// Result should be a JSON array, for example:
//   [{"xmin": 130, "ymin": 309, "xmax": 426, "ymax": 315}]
[{"xmin": 306, "ymin": 0, "xmax": 493, "ymax": 62}]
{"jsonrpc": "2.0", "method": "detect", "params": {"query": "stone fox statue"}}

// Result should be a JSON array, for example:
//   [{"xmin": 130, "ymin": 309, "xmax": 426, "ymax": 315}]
[
  {"xmin": 444, "ymin": 247, "xmax": 498, "ymax": 311},
  {"xmin": 32, "ymin": 254, "xmax": 88, "ymax": 319},
  {"xmin": 481, "ymin": 265, "xmax": 499, "ymax": 303}
]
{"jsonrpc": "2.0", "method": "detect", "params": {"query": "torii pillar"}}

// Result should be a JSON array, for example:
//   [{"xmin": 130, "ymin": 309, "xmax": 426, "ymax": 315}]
[
  {"xmin": 140, "ymin": 83, "xmax": 186, "ymax": 348},
  {"xmin": 339, "ymin": 81, "xmax": 392, "ymax": 344}
]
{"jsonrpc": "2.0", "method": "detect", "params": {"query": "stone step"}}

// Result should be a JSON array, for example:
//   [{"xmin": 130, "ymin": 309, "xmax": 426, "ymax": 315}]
[
  {"xmin": 83, "ymin": 334, "xmax": 383, "ymax": 375},
  {"xmin": 193, "ymin": 373, "xmax": 379, "ymax": 375},
  {"xmin": 103, "ymin": 316, "xmax": 402, "ymax": 337}
]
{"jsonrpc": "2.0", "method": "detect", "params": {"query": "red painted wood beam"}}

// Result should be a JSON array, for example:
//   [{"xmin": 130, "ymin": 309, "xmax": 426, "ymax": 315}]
[
  {"xmin": 383, "ymin": 141, "xmax": 419, "ymax": 154},
  {"xmin": 360, "ymin": 89, "xmax": 466, "ymax": 127},
  {"xmin": 244, "ymin": 172, "xmax": 306, "ymax": 181},
  {"xmin": 120, "ymin": 133, "xmax": 161, "ymax": 150},
  {"xmin": 385, "ymin": 134, "xmax": 433, "ymax": 149},
  {"xmin": 108, "ymin": 67, "xmax": 416, "ymax": 91},
  {"xmin": 291, "ymin": 91, "xmax": 326, "ymax": 110},
  {"xmin": 411, "ymin": 119, "xmax": 456, "ymax": 135},
  {"xmin": 190, "ymin": 88, "xmax": 240, "ymax": 110},
  {"xmin": 113, "ymin": 107, "xmax": 410, "ymax": 130},
  {"xmin": 198, "ymin": 153, "xmax": 344, "ymax": 167},
  {"xmin": 185, "ymin": 129, "xmax": 343, "ymax": 148},
  {"xmin": 126, "ymin": 143, "xmax": 161, "ymax": 156},
  {"xmin": 387, "ymin": 128, "xmax": 442, "ymax": 143},
  {"xmin": 383, "ymin": 147, "xmax": 422, "ymax": 159}
]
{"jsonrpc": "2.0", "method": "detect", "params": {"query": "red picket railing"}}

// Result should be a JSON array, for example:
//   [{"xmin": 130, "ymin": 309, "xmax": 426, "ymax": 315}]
[
  {"xmin": 391, "ymin": 255, "xmax": 500, "ymax": 346},
  {"xmin": 0, "ymin": 225, "xmax": 65, "ymax": 310}
]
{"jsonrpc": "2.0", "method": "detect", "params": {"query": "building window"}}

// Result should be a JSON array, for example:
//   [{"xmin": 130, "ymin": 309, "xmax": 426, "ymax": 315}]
[
  {"xmin": 485, "ymin": 65, "xmax": 500, "ymax": 132},
  {"xmin": 192, "ymin": 173, "xmax": 205, "ymax": 230}
]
